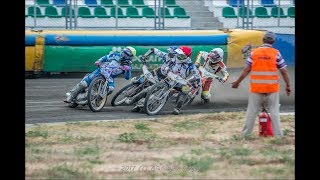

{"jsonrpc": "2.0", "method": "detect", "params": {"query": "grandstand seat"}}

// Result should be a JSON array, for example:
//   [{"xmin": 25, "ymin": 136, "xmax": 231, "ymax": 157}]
[
  {"xmin": 142, "ymin": 7, "xmax": 155, "ymax": 18},
  {"xmin": 78, "ymin": 7, "xmax": 95, "ymax": 18},
  {"xmin": 126, "ymin": 7, "xmax": 143, "ymax": 18},
  {"xmin": 118, "ymin": 0, "xmax": 131, "ymax": 7},
  {"xmin": 52, "ymin": 0, "xmax": 65, "ymax": 6},
  {"xmin": 132, "ymin": 0, "xmax": 147, "ymax": 7},
  {"xmin": 45, "ymin": 6, "xmax": 62, "ymax": 18},
  {"xmin": 238, "ymin": 7, "xmax": 254, "ymax": 18},
  {"xmin": 101, "ymin": 0, "xmax": 114, "ymax": 7},
  {"xmin": 160, "ymin": 7, "xmax": 174, "ymax": 18},
  {"xmin": 110, "ymin": 7, "xmax": 127, "ymax": 18},
  {"xmin": 287, "ymin": 7, "xmax": 295, "ymax": 18},
  {"xmin": 94, "ymin": 6, "xmax": 111, "ymax": 18},
  {"xmin": 84, "ymin": 0, "xmax": 98, "ymax": 7},
  {"xmin": 261, "ymin": 0, "xmax": 276, "ymax": 7},
  {"xmin": 271, "ymin": 7, "xmax": 287, "ymax": 18},
  {"xmin": 36, "ymin": 0, "xmax": 50, "ymax": 6},
  {"xmin": 255, "ymin": 7, "xmax": 271, "ymax": 18},
  {"xmin": 173, "ymin": 7, "xmax": 190, "ymax": 18},
  {"xmin": 165, "ymin": 0, "xmax": 179, "ymax": 7},
  {"xmin": 222, "ymin": 7, "xmax": 237, "ymax": 18},
  {"xmin": 229, "ymin": 0, "xmax": 244, "ymax": 7},
  {"xmin": 61, "ymin": 7, "xmax": 75, "ymax": 17},
  {"xmin": 27, "ymin": 6, "xmax": 45, "ymax": 17}
]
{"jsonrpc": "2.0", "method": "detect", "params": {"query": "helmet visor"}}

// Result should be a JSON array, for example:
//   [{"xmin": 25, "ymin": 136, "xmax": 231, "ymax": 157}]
[
  {"xmin": 121, "ymin": 49, "xmax": 133, "ymax": 59},
  {"xmin": 177, "ymin": 54, "xmax": 187, "ymax": 61},
  {"xmin": 208, "ymin": 52, "xmax": 221, "ymax": 64}
]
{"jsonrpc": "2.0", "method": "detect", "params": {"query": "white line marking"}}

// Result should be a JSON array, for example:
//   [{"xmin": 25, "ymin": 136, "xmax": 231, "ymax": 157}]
[{"xmin": 26, "ymin": 112, "xmax": 294, "ymax": 127}]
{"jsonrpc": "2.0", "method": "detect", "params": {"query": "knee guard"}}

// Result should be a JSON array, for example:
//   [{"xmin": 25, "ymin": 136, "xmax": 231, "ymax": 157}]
[
  {"xmin": 108, "ymin": 81, "xmax": 115, "ymax": 94},
  {"xmin": 202, "ymin": 78, "xmax": 213, "ymax": 92},
  {"xmin": 66, "ymin": 80, "xmax": 88, "ymax": 102},
  {"xmin": 79, "ymin": 80, "xmax": 88, "ymax": 88}
]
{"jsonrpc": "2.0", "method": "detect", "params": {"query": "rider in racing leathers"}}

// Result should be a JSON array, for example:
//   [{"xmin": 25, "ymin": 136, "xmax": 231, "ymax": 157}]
[
  {"xmin": 129, "ymin": 46, "xmax": 178, "ymax": 112},
  {"xmin": 131, "ymin": 46, "xmax": 201, "ymax": 115},
  {"xmin": 194, "ymin": 48, "xmax": 229, "ymax": 103},
  {"xmin": 63, "ymin": 46, "xmax": 136, "ymax": 104}
]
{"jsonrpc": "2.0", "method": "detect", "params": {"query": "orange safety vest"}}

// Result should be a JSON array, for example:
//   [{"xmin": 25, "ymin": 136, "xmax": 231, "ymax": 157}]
[{"xmin": 250, "ymin": 47, "xmax": 279, "ymax": 93}]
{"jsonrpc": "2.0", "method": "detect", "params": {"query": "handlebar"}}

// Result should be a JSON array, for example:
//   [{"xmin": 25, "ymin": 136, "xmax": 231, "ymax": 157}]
[{"xmin": 139, "ymin": 56, "xmax": 147, "ymax": 65}]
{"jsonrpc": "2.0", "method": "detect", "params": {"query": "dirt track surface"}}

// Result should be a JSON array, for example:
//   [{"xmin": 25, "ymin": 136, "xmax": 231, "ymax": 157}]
[{"xmin": 25, "ymin": 67, "xmax": 295, "ymax": 124}]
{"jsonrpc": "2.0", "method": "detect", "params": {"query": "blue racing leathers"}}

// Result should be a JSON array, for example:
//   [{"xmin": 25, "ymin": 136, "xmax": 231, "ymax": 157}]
[{"xmin": 83, "ymin": 51, "xmax": 132, "ymax": 94}]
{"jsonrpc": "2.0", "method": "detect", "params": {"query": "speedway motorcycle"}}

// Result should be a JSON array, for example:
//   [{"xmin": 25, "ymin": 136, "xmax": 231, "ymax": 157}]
[
  {"xmin": 110, "ymin": 57, "xmax": 159, "ymax": 107},
  {"xmin": 143, "ymin": 69, "xmax": 200, "ymax": 116},
  {"xmin": 66, "ymin": 62, "xmax": 126, "ymax": 112}
]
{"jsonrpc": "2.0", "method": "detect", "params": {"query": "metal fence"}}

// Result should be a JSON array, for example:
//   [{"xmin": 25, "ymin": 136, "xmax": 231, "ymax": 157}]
[
  {"xmin": 204, "ymin": 0, "xmax": 295, "ymax": 34},
  {"xmin": 25, "ymin": 0, "xmax": 295, "ymax": 33}
]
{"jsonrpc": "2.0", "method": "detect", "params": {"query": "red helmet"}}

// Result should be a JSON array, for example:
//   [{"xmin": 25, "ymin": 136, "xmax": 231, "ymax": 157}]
[
  {"xmin": 179, "ymin": 46, "xmax": 192, "ymax": 57},
  {"xmin": 174, "ymin": 46, "xmax": 192, "ymax": 63}
]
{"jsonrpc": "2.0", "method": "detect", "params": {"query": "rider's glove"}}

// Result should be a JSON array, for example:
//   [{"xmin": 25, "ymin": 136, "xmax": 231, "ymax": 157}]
[
  {"xmin": 94, "ymin": 61, "xmax": 101, "ymax": 67},
  {"xmin": 140, "ymin": 56, "xmax": 147, "ymax": 63},
  {"xmin": 242, "ymin": 43, "xmax": 252, "ymax": 54},
  {"xmin": 222, "ymin": 77, "xmax": 228, "ymax": 83}
]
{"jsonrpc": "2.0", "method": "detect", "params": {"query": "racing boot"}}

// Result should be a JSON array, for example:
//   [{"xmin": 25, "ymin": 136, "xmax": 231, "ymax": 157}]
[
  {"xmin": 173, "ymin": 108, "xmax": 180, "ymax": 115},
  {"xmin": 131, "ymin": 106, "xmax": 141, "ymax": 112},
  {"xmin": 201, "ymin": 90, "xmax": 211, "ymax": 103},
  {"xmin": 131, "ymin": 98, "xmax": 144, "ymax": 112},
  {"xmin": 173, "ymin": 93, "xmax": 186, "ymax": 115},
  {"xmin": 64, "ymin": 81, "xmax": 88, "ymax": 103}
]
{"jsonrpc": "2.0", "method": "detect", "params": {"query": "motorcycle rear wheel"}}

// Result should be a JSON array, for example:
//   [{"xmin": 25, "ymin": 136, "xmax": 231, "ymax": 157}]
[
  {"xmin": 111, "ymin": 83, "xmax": 140, "ymax": 106},
  {"xmin": 87, "ymin": 76, "xmax": 108, "ymax": 112}
]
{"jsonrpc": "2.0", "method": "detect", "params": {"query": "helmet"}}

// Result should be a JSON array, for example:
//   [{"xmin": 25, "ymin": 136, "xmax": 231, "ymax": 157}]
[
  {"xmin": 121, "ymin": 46, "xmax": 136, "ymax": 59},
  {"xmin": 174, "ymin": 46, "xmax": 192, "ymax": 63},
  {"xmin": 263, "ymin": 31, "xmax": 275, "ymax": 44},
  {"xmin": 167, "ymin": 46, "xmax": 178, "ymax": 58},
  {"xmin": 208, "ymin": 48, "xmax": 223, "ymax": 65}
]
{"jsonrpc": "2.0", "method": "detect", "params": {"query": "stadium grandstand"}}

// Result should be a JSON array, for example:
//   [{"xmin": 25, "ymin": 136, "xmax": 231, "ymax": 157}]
[{"xmin": 25, "ymin": 0, "xmax": 294, "ymax": 33}]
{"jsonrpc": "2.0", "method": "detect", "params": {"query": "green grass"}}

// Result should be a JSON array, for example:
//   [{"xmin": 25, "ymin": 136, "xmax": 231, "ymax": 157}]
[
  {"xmin": 134, "ymin": 123, "xmax": 150, "ymax": 131},
  {"xmin": 177, "ymin": 155, "xmax": 214, "ymax": 173},
  {"xmin": 46, "ymin": 163, "xmax": 94, "ymax": 179},
  {"xmin": 117, "ymin": 131, "xmax": 157, "ymax": 143},
  {"xmin": 171, "ymin": 120, "xmax": 205, "ymax": 131},
  {"xmin": 25, "ymin": 130, "xmax": 48, "ymax": 138},
  {"xmin": 230, "ymin": 147, "xmax": 252, "ymax": 156},
  {"xmin": 74, "ymin": 145, "xmax": 100, "ymax": 157},
  {"xmin": 25, "ymin": 112, "xmax": 295, "ymax": 179}
]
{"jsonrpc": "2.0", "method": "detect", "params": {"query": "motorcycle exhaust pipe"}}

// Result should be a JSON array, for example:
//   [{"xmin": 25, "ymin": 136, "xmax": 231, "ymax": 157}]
[{"xmin": 125, "ymin": 87, "xmax": 149, "ymax": 104}]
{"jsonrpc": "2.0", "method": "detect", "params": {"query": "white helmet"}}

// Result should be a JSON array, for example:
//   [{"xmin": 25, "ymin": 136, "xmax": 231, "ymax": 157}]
[{"xmin": 208, "ymin": 48, "xmax": 223, "ymax": 64}]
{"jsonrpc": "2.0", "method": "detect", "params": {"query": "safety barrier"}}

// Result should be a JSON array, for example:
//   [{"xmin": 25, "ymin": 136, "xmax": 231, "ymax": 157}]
[{"xmin": 25, "ymin": 29, "xmax": 295, "ymax": 73}]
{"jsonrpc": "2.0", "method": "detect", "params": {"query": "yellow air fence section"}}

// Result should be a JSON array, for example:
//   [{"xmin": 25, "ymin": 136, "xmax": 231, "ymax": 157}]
[
  {"xmin": 226, "ymin": 29, "xmax": 265, "ymax": 68},
  {"xmin": 25, "ymin": 46, "xmax": 35, "ymax": 71}
]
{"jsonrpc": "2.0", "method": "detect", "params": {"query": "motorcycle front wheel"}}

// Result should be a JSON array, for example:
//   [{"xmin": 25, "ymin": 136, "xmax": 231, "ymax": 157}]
[
  {"xmin": 110, "ymin": 83, "xmax": 141, "ymax": 106},
  {"xmin": 144, "ymin": 82, "xmax": 169, "ymax": 116},
  {"xmin": 87, "ymin": 76, "xmax": 108, "ymax": 112}
]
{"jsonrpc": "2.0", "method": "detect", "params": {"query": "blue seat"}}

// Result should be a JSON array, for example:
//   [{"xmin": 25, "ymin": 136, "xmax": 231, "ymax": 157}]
[
  {"xmin": 84, "ymin": 0, "xmax": 98, "ymax": 7},
  {"xmin": 52, "ymin": 0, "xmax": 65, "ymax": 6},
  {"xmin": 229, "ymin": 0, "xmax": 243, "ymax": 7},
  {"xmin": 261, "ymin": 0, "xmax": 276, "ymax": 7}
]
